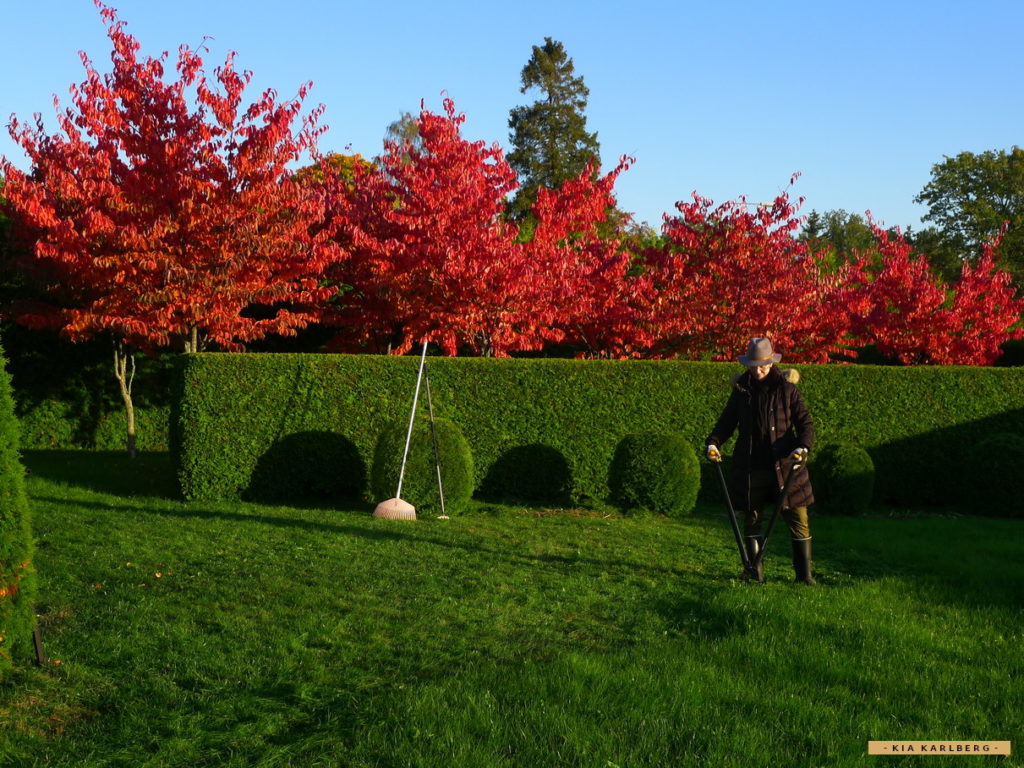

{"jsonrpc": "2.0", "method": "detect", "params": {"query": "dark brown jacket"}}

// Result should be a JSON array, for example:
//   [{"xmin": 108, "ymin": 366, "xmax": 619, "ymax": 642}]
[{"xmin": 706, "ymin": 367, "xmax": 815, "ymax": 510}]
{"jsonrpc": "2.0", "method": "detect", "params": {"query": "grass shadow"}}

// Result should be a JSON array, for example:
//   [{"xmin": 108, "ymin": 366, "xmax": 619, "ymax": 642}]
[
  {"xmin": 23, "ymin": 449, "xmax": 180, "ymax": 499},
  {"xmin": 29, "ymin": 492, "xmax": 710, "ymax": 583},
  {"xmin": 812, "ymin": 513, "xmax": 1024, "ymax": 610}
]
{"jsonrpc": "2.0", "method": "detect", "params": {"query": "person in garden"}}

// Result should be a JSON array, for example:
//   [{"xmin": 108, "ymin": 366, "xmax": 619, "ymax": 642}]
[{"xmin": 705, "ymin": 337, "xmax": 816, "ymax": 585}]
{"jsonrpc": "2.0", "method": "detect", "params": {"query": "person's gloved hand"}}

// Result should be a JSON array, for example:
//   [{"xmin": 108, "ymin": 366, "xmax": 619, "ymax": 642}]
[
  {"xmin": 706, "ymin": 444, "xmax": 722, "ymax": 463},
  {"xmin": 790, "ymin": 446, "xmax": 809, "ymax": 463}
]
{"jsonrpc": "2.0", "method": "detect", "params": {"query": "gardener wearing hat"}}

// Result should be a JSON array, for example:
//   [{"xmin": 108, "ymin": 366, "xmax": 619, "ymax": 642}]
[{"xmin": 705, "ymin": 337, "xmax": 816, "ymax": 584}]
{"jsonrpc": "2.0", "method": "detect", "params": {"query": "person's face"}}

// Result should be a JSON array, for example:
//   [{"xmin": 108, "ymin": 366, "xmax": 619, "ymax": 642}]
[{"xmin": 750, "ymin": 364, "xmax": 772, "ymax": 380}]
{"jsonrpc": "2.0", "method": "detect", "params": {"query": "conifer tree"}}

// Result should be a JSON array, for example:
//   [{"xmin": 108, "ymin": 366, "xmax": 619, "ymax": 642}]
[
  {"xmin": 507, "ymin": 38, "xmax": 601, "ymax": 220},
  {"xmin": 0, "ymin": 338, "xmax": 35, "ymax": 678}
]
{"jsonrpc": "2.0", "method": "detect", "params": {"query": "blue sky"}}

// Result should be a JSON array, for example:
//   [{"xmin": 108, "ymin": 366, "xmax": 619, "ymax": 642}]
[{"xmin": 3, "ymin": 0, "xmax": 1022, "ymax": 231}]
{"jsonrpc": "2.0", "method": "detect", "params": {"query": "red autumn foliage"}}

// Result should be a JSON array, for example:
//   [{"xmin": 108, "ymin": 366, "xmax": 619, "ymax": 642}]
[
  {"xmin": 638, "ymin": 188, "xmax": 1023, "ymax": 366},
  {"xmin": 321, "ymin": 98, "xmax": 640, "ymax": 357},
  {"xmin": 525, "ymin": 158, "xmax": 654, "ymax": 358},
  {"xmin": 641, "ymin": 182, "xmax": 857, "ymax": 363},
  {"xmin": 942, "ymin": 243, "xmax": 1024, "ymax": 365},
  {"xmin": 1, "ymin": 3, "xmax": 1017, "ymax": 368},
  {"xmin": 1, "ymin": 1, "xmax": 342, "ymax": 354},
  {"xmin": 322, "ymin": 98, "xmax": 522, "ymax": 356},
  {"xmin": 845, "ymin": 225, "xmax": 1024, "ymax": 365}
]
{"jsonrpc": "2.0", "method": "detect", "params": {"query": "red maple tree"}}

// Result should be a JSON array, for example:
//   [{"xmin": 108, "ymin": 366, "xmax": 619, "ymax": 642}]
[
  {"xmin": 642, "ymin": 183, "xmax": 857, "ymax": 362},
  {"xmin": 323, "ymin": 98, "xmax": 639, "ymax": 357},
  {"xmin": 2, "ymin": 2, "xmax": 342, "ymax": 454},
  {"xmin": 524, "ymin": 157, "xmax": 653, "ymax": 357},
  {"xmin": 847, "ymin": 225, "xmax": 1024, "ymax": 365}
]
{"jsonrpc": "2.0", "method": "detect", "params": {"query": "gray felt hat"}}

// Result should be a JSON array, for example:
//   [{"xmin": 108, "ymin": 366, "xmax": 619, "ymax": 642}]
[{"xmin": 738, "ymin": 337, "xmax": 782, "ymax": 367}]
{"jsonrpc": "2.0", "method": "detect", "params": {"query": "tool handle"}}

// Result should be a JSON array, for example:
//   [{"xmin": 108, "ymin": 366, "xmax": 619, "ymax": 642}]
[
  {"xmin": 714, "ymin": 460, "xmax": 751, "ymax": 569},
  {"xmin": 750, "ymin": 460, "xmax": 805, "ymax": 569}
]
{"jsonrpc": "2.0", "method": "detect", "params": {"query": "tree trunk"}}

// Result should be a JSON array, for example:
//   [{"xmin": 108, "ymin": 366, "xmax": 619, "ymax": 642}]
[
  {"xmin": 113, "ymin": 342, "xmax": 137, "ymax": 459},
  {"xmin": 185, "ymin": 326, "xmax": 199, "ymax": 354}
]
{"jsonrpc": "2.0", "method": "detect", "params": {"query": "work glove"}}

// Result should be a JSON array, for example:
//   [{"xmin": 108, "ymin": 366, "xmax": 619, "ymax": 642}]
[
  {"xmin": 789, "ymin": 446, "xmax": 809, "ymax": 463},
  {"xmin": 706, "ymin": 444, "xmax": 722, "ymax": 463}
]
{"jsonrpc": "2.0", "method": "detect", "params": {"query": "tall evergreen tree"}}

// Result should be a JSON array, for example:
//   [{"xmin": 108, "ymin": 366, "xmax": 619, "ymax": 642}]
[{"xmin": 507, "ymin": 38, "xmax": 601, "ymax": 220}]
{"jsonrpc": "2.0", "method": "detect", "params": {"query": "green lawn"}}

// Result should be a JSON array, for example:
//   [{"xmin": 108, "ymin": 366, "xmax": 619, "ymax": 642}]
[{"xmin": 1, "ymin": 451, "xmax": 1021, "ymax": 767}]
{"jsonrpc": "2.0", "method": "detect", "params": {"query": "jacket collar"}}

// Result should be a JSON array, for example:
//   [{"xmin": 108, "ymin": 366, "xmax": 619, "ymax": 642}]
[{"xmin": 733, "ymin": 366, "xmax": 785, "ymax": 394}]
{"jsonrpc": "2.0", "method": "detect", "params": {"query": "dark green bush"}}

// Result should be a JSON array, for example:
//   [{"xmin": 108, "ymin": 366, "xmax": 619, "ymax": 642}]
[
  {"xmin": 609, "ymin": 432, "xmax": 700, "ymax": 516},
  {"xmin": 479, "ymin": 444, "xmax": 573, "ymax": 506},
  {"xmin": 963, "ymin": 433, "xmax": 1024, "ymax": 517},
  {"xmin": 371, "ymin": 417, "xmax": 474, "ymax": 516},
  {"xmin": 0, "ymin": 340, "xmax": 35, "ymax": 678},
  {"xmin": 811, "ymin": 443, "xmax": 875, "ymax": 515},
  {"xmin": 246, "ymin": 431, "xmax": 367, "ymax": 504},
  {"xmin": 5, "ymin": 327, "xmax": 175, "ymax": 450}
]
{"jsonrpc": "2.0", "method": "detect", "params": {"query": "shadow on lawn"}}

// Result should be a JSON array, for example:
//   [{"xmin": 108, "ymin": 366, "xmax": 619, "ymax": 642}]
[
  {"xmin": 30, "ymin": 492, "xmax": 715, "ymax": 583},
  {"xmin": 25, "ymin": 451, "xmax": 1021, "ymax": 610},
  {"xmin": 23, "ymin": 449, "xmax": 180, "ymax": 499}
]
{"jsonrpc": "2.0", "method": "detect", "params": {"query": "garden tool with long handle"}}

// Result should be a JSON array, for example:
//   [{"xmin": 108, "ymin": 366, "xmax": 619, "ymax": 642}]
[
  {"xmin": 372, "ymin": 341, "xmax": 429, "ymax": 520},
  {"xmin": 423, "ymin": 364, "xmax": 448, "ymax": 519},
  {"xmin": 711, "ymin": 458, "xmax": 759, "ymax": 581},
  {"xmin": 747, "ymin": 457, "xmax": 806, "ymax": 573}
]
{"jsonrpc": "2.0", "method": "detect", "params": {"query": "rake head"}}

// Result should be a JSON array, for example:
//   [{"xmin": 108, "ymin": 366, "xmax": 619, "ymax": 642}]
[{"xmin": 372, "ymin": 497, "xmax": 417, "ymax": 521}]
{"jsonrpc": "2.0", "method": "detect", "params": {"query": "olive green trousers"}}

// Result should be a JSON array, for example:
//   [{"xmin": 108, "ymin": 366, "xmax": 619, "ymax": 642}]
[{"xmin": 740, "ymin": 469, "xmax": 811, "ymax": 540}]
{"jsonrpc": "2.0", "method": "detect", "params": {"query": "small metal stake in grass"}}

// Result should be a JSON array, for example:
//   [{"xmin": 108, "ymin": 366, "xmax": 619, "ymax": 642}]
[
  {"xmin": 33, "ymin": 626, "xmax": 48, "ymax": 666},
  {"xmin": 423, "ymin": 365, "xmax": 448, "ymax": 520},
  {"xmin": 373, "ymin": 341, "xmax": 428, "ymax": 521}
]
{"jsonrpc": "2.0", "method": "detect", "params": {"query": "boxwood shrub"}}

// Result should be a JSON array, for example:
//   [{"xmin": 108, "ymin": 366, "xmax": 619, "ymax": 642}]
[
  {"xmin": 371, "ymin": 417, "xmax": 474, "ymax": 516},
  {"xmin": 16, "ymin": 399, "xmax": 170, "ymax": 451},
  {"xmin": 174, "ymin": 354, "xmax": 1024, "ymax": 513},
  {"xmin": 609, "ymin": 432, "xmax": 700, "ymax": 516},
  {"xmin": 810, "ymin": 443, "xmax": 875, "ymax": 515}
]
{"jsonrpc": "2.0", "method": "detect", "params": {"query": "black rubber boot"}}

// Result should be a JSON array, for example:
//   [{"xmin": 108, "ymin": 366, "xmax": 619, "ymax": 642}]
[
  {"xmin": 791, "ymin": 537, "xmax": 815, "ymax": 585},
  {"xmin": 742, "ymin": 536, "xmax": 765, "ymax": 583}
]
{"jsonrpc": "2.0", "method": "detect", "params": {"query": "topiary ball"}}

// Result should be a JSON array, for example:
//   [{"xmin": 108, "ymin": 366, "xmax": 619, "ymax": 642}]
[
  {"xmin": 811, "ymin": 443, "xmax": 875, "ymax": 515},
  {"xmin": 371, "ymin": 417, "xmax": 474, "ymax": 516},
  {"xmin": 608, "ymin": 432, "xmax": 700, "ymax": 517},
  {"xmin": 964, "ymin": 433, "xmax": 1024, "ymax": 517}
]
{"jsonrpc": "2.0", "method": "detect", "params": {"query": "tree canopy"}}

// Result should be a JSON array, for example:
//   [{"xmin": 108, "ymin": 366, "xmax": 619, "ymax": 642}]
[
  {"xmin": 1, "ymin": 1, "xmax": 342, "ymax": 453},
  {"xmin": 914, "ymin": 146, "xmax": 1024, "ymax": 286},
  {"xmin": 507, "ymin": 38, "xmax": 601, "ymax": 221}
]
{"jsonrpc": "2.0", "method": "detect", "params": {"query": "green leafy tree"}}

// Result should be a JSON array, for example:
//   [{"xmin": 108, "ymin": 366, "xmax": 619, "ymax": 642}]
[
  {"xmin": 799, "ymin": 209, "xmax": 948, "ymax": 282},
  {"xmin": 375, "ymin": 110, "xmax": 423, "ymax": 172},
  {"xmin": 914, "ymin": 146, "xmax": 1024, "ymax": 285},
  {"xmin": 799, "ymin": 209, "xmax": 876, "ymax": 264},
  {"xmin": 507, "ymin": 38, "xmax": 601, "ymax": 221},
  {"xmin": 904, "ymin": 225, "xmax": 964, "ymax": 284}
]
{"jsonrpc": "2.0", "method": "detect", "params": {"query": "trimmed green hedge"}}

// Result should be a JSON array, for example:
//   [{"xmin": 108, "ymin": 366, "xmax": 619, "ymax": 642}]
[
  {"xmin": 0, "ymin": 341, "xmax": 35, "ymax": 677},
  {"xmin": 17, "ymin": 400, "xmax": 170, "ymax": 451},
  {"xmin": 173, "ymin": 354, "xmax": 1024, "ymax": 510},
  {"xmin": 609, "ymin": 433, "xmax": 700, "ymax": 516},
  {"xmin": 963, "ymin": 434, "xmax": 1024, "ymax": 517}
]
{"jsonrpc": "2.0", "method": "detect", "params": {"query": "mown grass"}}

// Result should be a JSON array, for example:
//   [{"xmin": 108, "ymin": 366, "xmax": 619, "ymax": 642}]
[{"xmin": 1, "ymin": 450, "xmax": 1021, "ymax": 767}]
